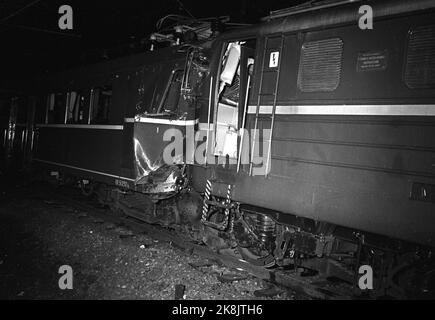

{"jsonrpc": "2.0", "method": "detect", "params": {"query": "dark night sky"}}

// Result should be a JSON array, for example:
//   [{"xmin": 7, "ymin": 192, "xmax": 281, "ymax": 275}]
[{"xmin": 0, "ymin": 0, "xmax": 305, "ymax": 91}]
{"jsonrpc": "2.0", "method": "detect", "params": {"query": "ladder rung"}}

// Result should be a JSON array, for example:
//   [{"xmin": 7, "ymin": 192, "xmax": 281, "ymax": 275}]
[
  {"xmin": 258, "ymin": 93, "xmax": 276, "ymax": 97},
  {"xmin": 262, "ymin": 69, "xmax": 279, "ymax": 74},
  {"xmin": 202, "ymin": 220, "xmax": 227, "ymax": 231},
  {"xmin": 209, "ymin": 179, "xmax": 232, "ymax": 186},
  {"xmin": 250, "ymin": 36, "xmax": 284, "ymax": 177},
  {"xmin": 205, "ymin": 200, "xmax": 231, "ymax": 209}
]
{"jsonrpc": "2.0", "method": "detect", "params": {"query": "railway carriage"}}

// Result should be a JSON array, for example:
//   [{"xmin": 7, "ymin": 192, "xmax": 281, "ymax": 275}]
[
  {"xmin": 3, "ymin": 45, "xmax": 204, "ymax": 199},
  {"xmin": 2, "ymin": 0, "xmax": 435, "ymax": 298}
]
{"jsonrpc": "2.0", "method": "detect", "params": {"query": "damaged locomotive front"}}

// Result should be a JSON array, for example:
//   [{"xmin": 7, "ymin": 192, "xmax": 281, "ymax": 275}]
[{"xmin": 130, "ymin": 46, "xmax": 210, "ymax": 200}]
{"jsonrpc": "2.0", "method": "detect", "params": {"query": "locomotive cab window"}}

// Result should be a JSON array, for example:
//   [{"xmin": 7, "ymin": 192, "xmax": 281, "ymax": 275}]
[
  {"xmin": 157, "ymin": 69, "xmax": 183, "ymax": 115},
  {"xmin": 90, "ymin": 85, "xmax": 112, "ymax": 124},
  {"xmin": 215, "ymin": 39, "xmax": 256, "ymax": 159}
]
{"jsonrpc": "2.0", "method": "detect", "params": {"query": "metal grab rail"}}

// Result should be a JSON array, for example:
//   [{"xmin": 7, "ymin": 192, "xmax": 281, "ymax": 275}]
[{"xmin": 237, "ymin": 74, "xmax": 251, "ymax": 173}]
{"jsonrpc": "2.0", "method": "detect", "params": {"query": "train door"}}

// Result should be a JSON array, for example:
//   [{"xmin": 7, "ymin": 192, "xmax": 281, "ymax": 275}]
[{"xmin": 214, "ymin": 39, "xmax": 256, "ymax": 168}]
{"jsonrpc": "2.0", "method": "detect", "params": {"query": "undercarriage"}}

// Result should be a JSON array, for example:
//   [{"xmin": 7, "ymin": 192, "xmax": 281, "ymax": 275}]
[
  {"xmin": 89, "ymin": 180, "xmax": 435, "ymax": 299},
  {"xmin": 40, "ymin": 168, "xmax": 435, "ymax": 299}
]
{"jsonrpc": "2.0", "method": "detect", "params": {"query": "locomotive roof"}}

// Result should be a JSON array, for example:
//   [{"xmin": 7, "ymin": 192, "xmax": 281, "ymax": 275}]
[
  {"xmin": 32, "ymin": 44, "xmax": 190, "ymax": 91},
  {"xmin": 218, "ymin": 0, "xmax": 435, "ymax": 40}
]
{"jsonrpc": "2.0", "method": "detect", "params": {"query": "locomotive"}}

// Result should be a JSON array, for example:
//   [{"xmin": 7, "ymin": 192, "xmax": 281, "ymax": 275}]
[{"xmin": 1, "ymin": 0, "xmax": 435, "ymax": 298}]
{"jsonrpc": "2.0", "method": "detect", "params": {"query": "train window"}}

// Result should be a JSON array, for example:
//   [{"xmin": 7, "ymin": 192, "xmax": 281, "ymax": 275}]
[
  {"xmin": 137, "ymin": 65, "xmax": 163, "ymax": 115},
  {"xmin": 158, "ymin": 70, "xmax": 183, "ymax": 114},
  {"xmin": 47, "ymin": 93, "xmax": 67, "ymax": 124},
  {"xmin": 66, "ymin": 91, "xmax": 87, "ymax": 124},
  {"xmin": 182, "ymin": 49, "xmax": 208, "ymax": 100},
  {"xmin": 90, "ymin": 85, "xmax": 112, "ymax": 124},
  {"xmin": 297, "ymin": 38, "xmax": 343, "ymax": 92},
  {"xmin": 404, "ymin": 25, "xmax": 435, "ymax": 89}
]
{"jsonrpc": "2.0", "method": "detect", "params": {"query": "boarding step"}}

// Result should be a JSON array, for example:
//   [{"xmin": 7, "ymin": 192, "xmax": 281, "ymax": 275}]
[{"xmin": 201, "ymin": 179, "xmax": 234, "ymax": 231}]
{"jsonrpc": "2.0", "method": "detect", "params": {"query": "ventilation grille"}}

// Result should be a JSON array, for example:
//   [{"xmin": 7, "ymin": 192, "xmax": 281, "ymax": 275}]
[
  {"xmin": 297, "ymin": 38, "xmax": 343, "ymax": 92},
  {"xmin": 404, "ymin": 25, "xmax": 435, "ymax": 89}
]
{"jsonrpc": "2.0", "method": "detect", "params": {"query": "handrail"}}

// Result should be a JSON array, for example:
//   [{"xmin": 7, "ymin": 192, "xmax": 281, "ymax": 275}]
[
  {"xmin": 237, "ymin": 74, "xmax": 251, "ymax": 173},
  {"xmin": 205, "ymin": 76, "xmax": 213, "ymax": 166}
]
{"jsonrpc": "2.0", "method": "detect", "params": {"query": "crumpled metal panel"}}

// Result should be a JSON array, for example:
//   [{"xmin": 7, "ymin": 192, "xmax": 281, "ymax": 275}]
[
  {"xmin": 133, "ymin": 122, "xmax": 185, "ymax": 199},
  {"xmin": 131, "ymin": 48, "xmax": 209, "ymax": 198},
  {"xmin": 133, "ymin": 136, "xmax": 162, "ymax": 179}
]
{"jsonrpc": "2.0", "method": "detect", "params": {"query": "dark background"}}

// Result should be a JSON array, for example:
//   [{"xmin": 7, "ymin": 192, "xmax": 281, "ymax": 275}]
[{"xmin": 0, "ymin": 0, "xmax": 304, "ymax": 93}]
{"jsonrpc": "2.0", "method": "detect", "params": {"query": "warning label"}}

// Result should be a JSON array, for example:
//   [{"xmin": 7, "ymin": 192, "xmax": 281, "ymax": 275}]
[
  {"xmin": 269, "ymin": 51, "xmax": 279, "ymax": 68},
  {"xmin": 357, "ymin": 50, "xmax": 388, "ymax": 72}
]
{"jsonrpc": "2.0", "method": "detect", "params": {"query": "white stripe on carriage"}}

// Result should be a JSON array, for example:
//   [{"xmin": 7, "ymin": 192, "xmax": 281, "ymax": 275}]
[
  {"xmin": 247, "ymin": 105, "xmax": 435, "ymax": 116},
  {"xmin": 36, "ymin": 124, "xmax": 124, "ymax": 130},
  {"xmin": 124, "ymin": 117, "xmax": 199, "ymax": 126},
  {"xmin": 198, "ymin": 123, "xmax": 215, "ymax": 130},
  {"xmin": 33, "ymin": 159, "xmax": 136, "ymax": 182}
]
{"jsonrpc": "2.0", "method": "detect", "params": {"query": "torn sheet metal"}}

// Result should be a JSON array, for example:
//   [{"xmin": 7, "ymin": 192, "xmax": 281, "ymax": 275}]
[
  {"xmin": 133, "ymin": 122, "xmax": 187, "ymax": 199},
  {"xmin": 131, "ymin": 48, "xmax": 209, "ymax": 199}
]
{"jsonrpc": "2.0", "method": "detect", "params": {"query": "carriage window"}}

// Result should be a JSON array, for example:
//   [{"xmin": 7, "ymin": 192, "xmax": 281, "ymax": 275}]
[
  {"xmin": 297, "ymin": 38, "xmax": 343, "ymax": 92},
  {"xmin": 90, "ymin": 85, "xmax": 112, "ymax": 124},
  {"xmin": 47, "ymin": 93, "xmax": 67, "ymax": 124},
  {"xmin": 66, "ymin": 91, "xmax": 87, "ymax": 124},
  {"xmin": 404, "ymin": 25, "xmax": 435, "ymax": 89}
]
